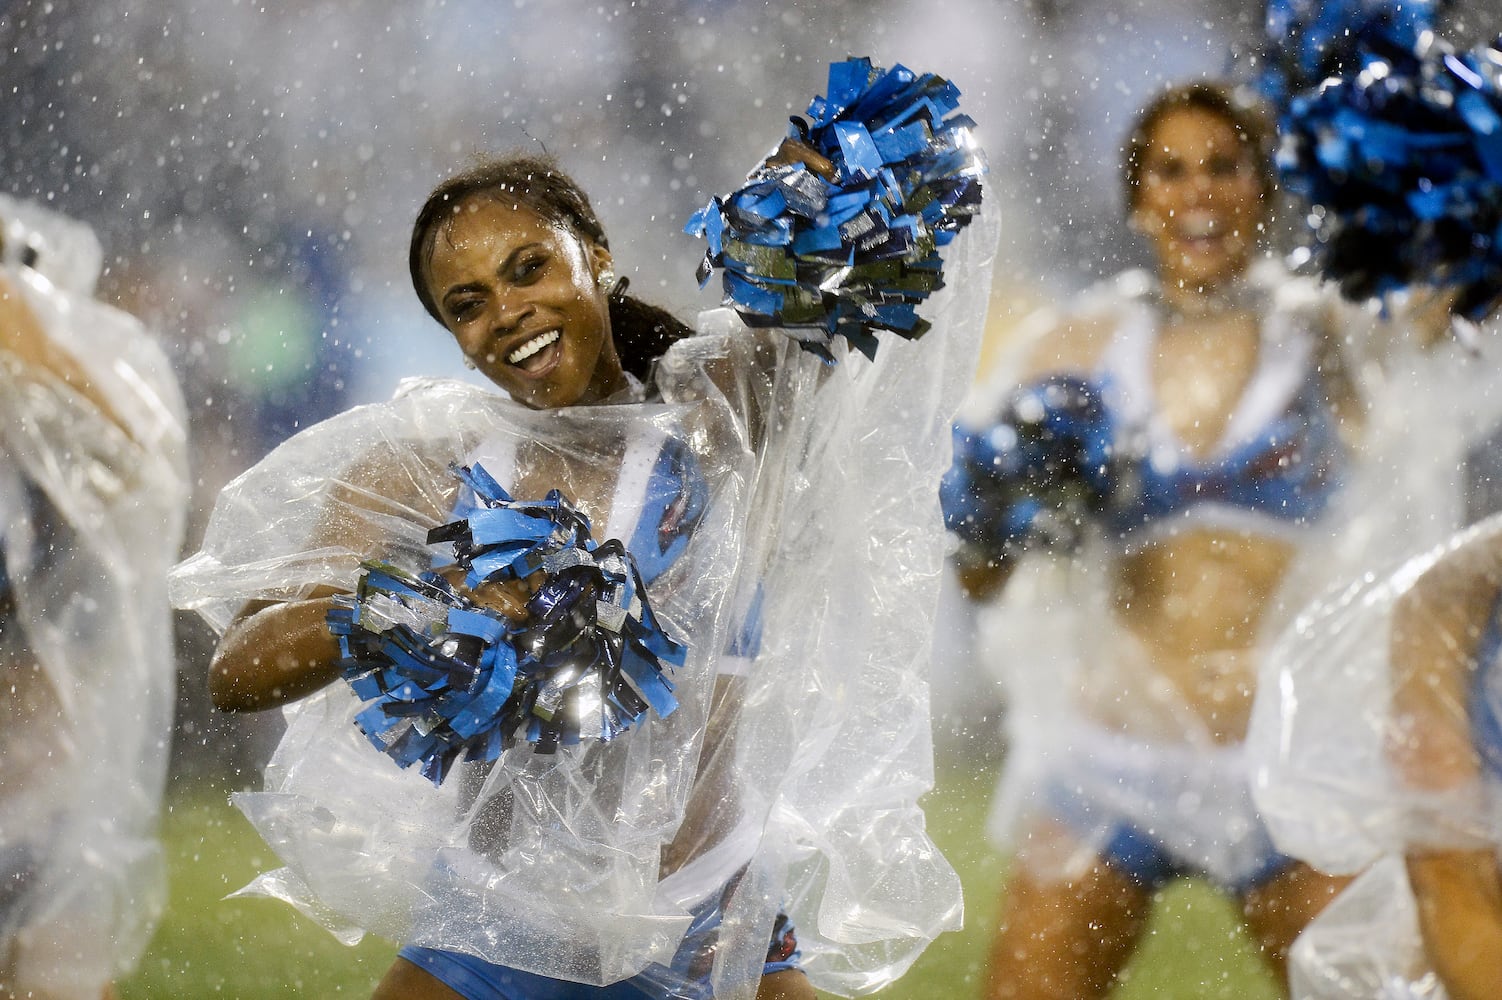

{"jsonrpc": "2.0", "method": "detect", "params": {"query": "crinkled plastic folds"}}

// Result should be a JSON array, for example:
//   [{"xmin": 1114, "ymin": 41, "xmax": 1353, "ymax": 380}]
[
  {"xmin": 170, "ymin": 205, "xmax": 998, "ymax": 995},
  {"xmin": 1249, "ymin": 469, "xmax": 1502, "ymax": 997},
  {"xmin": 1288, "ymin": 857, "xmax": 1444, "ymax": 999},
  {"xmin": 0, "ymin": 195, "xmax": 188, "ymax": 995},
  {"xmin": 1248, "ymin": 358, "xmax": 1502, "ymax": 875},
  {"xmin": 959, "ymin": 259, "xmax": 1502, "ymax": 888}
]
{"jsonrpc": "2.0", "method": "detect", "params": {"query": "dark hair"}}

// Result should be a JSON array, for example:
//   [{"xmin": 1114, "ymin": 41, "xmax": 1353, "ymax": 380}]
[
  {"xmin": 409, "ymin": 154, "xmax": 693, "ymax": 380},
  {"xmin": 1122, "ymin": 82, "xmax": 1277, "ymax": 217}
]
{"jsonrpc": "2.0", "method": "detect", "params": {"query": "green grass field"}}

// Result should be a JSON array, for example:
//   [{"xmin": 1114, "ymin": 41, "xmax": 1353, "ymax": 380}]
[{"xmin": 117, "ymin": 764, "xmax": 1281, "ymax": 999}]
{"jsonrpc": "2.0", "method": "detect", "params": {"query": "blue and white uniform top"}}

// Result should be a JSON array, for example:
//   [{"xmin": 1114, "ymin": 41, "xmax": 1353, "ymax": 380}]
[
  {"xmin": 460, "ymin": 410, "xmax": 760, "ymax": 677},
  {"xmin": 1094, "ymin": 279, "xmax": 1347, "ymax": 547}
]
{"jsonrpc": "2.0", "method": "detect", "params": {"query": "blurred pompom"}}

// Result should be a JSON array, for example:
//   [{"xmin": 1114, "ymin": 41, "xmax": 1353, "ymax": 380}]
[
  {"xmin": 686, "ymin": 56, "xmax": 986, "ymax": 362},
  {"xmin": 1263, "ymin": 1, "xmax": 1502, "ymax": 319},
  {"xmin": 1256, "ymin": 0, "xmax": 1450, "ymax": 105},
  {"xmin": 940, "ymin": 376, "xmax": 1116, "ymax": 559},
  {"xmin": 328, "ymin": 463, "xmax": 687, "ymax": 784}
]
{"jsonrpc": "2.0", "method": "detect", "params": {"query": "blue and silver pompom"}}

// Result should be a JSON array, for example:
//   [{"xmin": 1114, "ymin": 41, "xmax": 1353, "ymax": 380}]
[
  {"xmin": 328, "ymin": 463, "xmax": 687, "ymax": 785},
  {"xmin": 686, "ymin": 56, "xmax": 986, "ymax": 362},
  {"xmin": 1256, "ymin": 0, "xmax": 1450, "ymax": 105},
  {"xmin": 1263, "ymin": 0, "xmax": 1502, "ymax": 319},
  {"xmin": 940, "ymin": 376, "xmax": 1116, "ymax": 559}
]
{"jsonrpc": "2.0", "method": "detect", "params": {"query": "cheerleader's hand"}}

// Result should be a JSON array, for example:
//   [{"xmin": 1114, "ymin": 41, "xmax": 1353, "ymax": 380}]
[
  {"xmin": 436, "ymin": 565, "xmax": 541, "ymax": 623},
  {"xmin": 1406, "ymin": 284, "xmax": 1467, "ymax": 350},
  {"xmin": 764, "ymin": 137, "xmax": 837, "ymax": 182}
]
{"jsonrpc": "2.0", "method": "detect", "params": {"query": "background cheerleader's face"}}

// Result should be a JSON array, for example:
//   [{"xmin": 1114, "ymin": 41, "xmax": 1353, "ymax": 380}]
[
  {"xmin": 1135, "ymin": 107, "xmax": 1264, "ymax": 293},
  {"xmin": 426, "ymin": 195, "xmax": 623, "ymax": 409}
]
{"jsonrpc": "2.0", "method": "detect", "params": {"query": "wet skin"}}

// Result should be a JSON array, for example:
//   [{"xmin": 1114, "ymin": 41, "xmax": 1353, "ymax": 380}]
[{"xmin": 424, "ymin": 194, "xmax": 628, "ymax": 410}]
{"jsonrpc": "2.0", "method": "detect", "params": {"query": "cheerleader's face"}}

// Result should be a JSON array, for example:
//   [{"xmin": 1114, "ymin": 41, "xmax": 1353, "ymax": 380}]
[
  {"xmin": 1134, "ymin": 107, "xmax": 1264, "ymax": 294},
  {"xmin": 425, "ymin": 195, "xmax": 626, "ymax": 409}
]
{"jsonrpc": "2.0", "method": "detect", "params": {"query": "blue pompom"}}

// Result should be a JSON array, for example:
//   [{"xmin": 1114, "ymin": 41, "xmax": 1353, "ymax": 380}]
[
  {"xmin": 1263, "ymin": 1, "xmax": 1502, "ymax": 319},
  {"xmin": 1256, "ymin": 0, "xmax": 1450, "ymax": 105},
  {"xmin": 328, "ymin": 463, "xmax": 688, "ymax": 784},
  {"xmin": 686, "ymin": 57, "xmax": 986, "ymax": 361},
  {"xmin": 940, "ymin": 376, "xmax": 1116, "ymax": 558}
]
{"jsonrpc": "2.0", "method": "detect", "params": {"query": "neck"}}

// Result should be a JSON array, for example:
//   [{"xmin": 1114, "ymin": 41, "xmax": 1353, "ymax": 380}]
[
  {"xmin": 1157, "ymin": 272, "xmax": 1253, "ymax": 321},
  {"xmin": 577, "ymin": 360, "xmax": 632, "ymax": 406}
]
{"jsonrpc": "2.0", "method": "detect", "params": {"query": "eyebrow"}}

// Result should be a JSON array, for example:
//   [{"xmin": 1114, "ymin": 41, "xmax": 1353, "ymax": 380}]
[{"xmin": 440, "ymin": 241, "xmax": 546, "ymax": 310}]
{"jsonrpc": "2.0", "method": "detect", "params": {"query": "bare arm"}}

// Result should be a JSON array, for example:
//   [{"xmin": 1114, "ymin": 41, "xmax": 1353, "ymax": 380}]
[
  {"xmin": 1388, "ymin": 539, "xmax": 1500, "ymax": 792},
  {"xmin": 948, "ymin": 309, "xmax": 1110, "ymax": 604},
  {"xmin": 207, "ymin": 448, "xmax": 463, "ymax": 713},
  {"xmin": 0, "ymin": 270, "xmax": 129, "ymax": 436},
  {"xmin": 208, "ymin": 525, "xmax": 539, "ymax": 713},
  {"xmin": 210, "ymin": 593, "xmax": 346, "ymax": 712},
  {"xmin": 1406, "ymin": 849, "xmax": 1502, "ymax": 1000},
  {"xmin": 1390, "ymin": 532, "xmax": 1502, "ymax": 999}
]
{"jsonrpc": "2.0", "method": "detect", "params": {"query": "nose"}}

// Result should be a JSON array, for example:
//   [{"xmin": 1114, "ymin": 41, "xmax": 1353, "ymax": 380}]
[
  {"xmin": 1179, "ymin": 169, "xmax": 1221, "ymax": 207},
  {"xmin": 457, "ymin": 292, "xmax": 534, "ymax": 360},
  {"xmin": 489, "ymin": 287, "xmax": 535, "ymax": 334}
]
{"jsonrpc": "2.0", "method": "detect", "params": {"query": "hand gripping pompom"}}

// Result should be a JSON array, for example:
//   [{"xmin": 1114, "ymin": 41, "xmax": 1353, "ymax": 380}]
[
  {"xmin": 326, "ymin": 463, "xmax": 688, "ymax": 784},
  {"xmin": 1262, "ymin": 0, "xmax": 1502, "ymax": 320},
  {"xmin": 685, "ymin": 56, "xmax": 986, "ymax": 362},
  {"xmin": 940, "ymin": 376, "xmax": 1116, "ymax": 559}
]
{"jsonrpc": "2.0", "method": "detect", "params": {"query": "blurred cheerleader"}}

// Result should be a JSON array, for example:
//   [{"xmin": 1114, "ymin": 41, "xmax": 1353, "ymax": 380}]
[
  {"xmin": 943, "ymin": 80, "xmax": 1472, "ymax": 999},
  {"xmin": 0, "ymin": 199, "xmax": 187, "ymax": 999}
]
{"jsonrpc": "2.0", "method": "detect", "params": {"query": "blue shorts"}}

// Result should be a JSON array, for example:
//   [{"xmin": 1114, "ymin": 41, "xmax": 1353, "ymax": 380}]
[
  {"xmin": 1047, "ymin": 778, "xmax": 1294, "ymax": 895},
  {"xmin": 397, "ymin": 905, "xmax": 801, "ymax": 1000},
  {"xmin": 1089, "ymin": 814, "xmax": 1294, "ymax": 895}
]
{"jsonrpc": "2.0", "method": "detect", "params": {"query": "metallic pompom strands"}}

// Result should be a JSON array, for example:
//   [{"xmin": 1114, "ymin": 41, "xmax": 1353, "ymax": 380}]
[
  {"xmin": 1262, "ymin": 0, "xmax": 1502, "ymax": 320},
  {"xmin": 327, "ymin": 463, "xmax": 687, "ymax": 785},
  {"xmin": 1257, "ymin": 0, "xmax": 1451, "ymax": 104},
  {"xmin": 686, "ymin": 56, "xmax": 986, "ymax": 362}
]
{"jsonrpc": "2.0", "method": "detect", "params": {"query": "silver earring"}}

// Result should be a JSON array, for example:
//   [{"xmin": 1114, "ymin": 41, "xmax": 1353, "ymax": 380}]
[
  {"xmin": 597, "ymin": 267, "xmax": 615, "ymax": 290},
  {"xmin": 463, "ymin": 356, "xmax": 477, "ymax": 371}
]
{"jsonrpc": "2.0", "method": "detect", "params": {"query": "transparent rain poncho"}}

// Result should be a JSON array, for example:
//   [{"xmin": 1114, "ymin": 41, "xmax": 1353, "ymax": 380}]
[
  {"xmin": 0, "ymin": 196, "xmax": 188, "ymax": 996},
  {"xmin": 1250, "ymin": 498, "xmax": 1502, "ymax": 998},
  {"xmin": 170, "ymin": 209, "xmax": 995, "ymax": 997},
  {"xmin": 960, "ymin": 257, "xmax": 1500, "ymax": 888}
]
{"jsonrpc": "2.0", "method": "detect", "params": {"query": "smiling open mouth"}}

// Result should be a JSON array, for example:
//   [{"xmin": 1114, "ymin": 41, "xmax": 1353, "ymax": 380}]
[
  {"xmin": 1176, "ymin": 213, "xmax": 1223, "ymax": 241},
  {"xmin": 508, "ymin": 329, "xmax": 560, "ymax": 365}
]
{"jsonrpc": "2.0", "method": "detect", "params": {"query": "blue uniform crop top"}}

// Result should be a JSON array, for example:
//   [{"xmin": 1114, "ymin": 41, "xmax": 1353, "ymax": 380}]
[
  {"xmin": 942, "ymin": 280, "xmax": 1350, "ymax": 557},
  {"xmin": 1095, "ymin": 293, "xmax": 1348, "ymax": 543}
]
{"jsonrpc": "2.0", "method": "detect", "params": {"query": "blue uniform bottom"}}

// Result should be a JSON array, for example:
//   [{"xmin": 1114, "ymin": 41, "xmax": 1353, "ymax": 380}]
[{"xmin": 398, "ymin": 903, "xmax": 801, "ymax": 1000}]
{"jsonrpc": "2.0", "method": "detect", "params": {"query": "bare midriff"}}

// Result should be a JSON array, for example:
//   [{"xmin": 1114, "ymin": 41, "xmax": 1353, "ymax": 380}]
[{"xmin": 1081, "ymin": 527, "xmax": 1297, "ymax": 744}]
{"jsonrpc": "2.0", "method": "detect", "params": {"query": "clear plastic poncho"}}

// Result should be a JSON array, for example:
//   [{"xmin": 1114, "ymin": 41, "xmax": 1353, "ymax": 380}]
[
  {"xmin": 1248, "ymin": 334, "xmax": 1502, "ymax": 874},
  {"xmin": 169, "ymin": 210, "xmax": 996, "ymax": 997},
  {"xmin": 1249, "ymin": 482, "xmax": 1502, "ymax": 998},
  {"xmin": 0, "ymin": 196, "xmax": 188, "ymax": 997},
  {"xmin": 963, "ymin": 258, "xmax": 1500, "ymax": 888}
]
